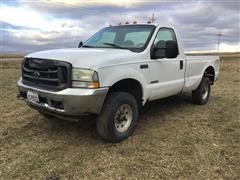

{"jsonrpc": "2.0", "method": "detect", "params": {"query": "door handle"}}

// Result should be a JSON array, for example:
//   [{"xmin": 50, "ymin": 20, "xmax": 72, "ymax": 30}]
[
  {"xmin": 140, "ymin": 64, "xmax": 148, "ymax": 69},
  {"xmin": 180, "ymin": 60, "xmax": 183, "ymax": 70}
]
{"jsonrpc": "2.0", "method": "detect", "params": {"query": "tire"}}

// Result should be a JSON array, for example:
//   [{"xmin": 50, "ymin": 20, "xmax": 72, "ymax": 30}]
[
  {"xmin": 96, "ymin": 92, "xmax": 139, "ymax": 143},
  {"xmin": 192, "ymin": 77, "xmax": 211, "ymax": 105}
]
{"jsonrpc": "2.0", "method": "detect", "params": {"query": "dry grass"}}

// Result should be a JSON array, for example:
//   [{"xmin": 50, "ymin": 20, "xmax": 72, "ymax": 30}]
[
  {"xmin": 0, "ymin": 54, "xmax": 239, "ymax": 179},
  {"xmin": 0, "ymin": 54, "xmax": 25, "ymax": 59}
]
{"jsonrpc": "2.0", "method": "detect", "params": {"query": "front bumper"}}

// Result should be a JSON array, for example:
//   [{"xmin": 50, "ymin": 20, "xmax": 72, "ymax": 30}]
[{"xmin": 17, "ymin": 78, "xmax": 108, "ymax": 117}]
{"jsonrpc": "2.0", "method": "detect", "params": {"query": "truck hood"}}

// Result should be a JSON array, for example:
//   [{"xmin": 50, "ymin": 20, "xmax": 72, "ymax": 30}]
[{"xmin": 26, "ymin": 48, "xmax": 143, "ymax": 70}]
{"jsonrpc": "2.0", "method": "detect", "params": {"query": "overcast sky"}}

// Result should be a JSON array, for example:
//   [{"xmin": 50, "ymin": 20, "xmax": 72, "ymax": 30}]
[{"xmin": 1, "ymin": 0, "xmax": 239, "ymax": 54}]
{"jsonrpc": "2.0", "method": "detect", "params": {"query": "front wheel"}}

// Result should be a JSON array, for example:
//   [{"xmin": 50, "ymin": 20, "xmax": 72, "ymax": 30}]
[
  {"xmin": 96, "ymin": 92, "xmax": 139, "ymax": 143},
  {"xmin": 192, "ymin": 77, "xmax": 211, "ymax": 105}
]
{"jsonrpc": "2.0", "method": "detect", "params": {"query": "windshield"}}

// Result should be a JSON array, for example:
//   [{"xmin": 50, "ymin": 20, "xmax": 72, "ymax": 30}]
[{"xmin": 83, "ymin": 25, "xmax": 156, "ymax": 52}]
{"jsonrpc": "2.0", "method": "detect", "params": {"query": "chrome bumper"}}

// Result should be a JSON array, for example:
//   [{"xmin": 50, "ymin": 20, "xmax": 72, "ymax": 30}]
[{"xmin": 17, "ymin": 78, "xmax": 108, "ymax": 116}]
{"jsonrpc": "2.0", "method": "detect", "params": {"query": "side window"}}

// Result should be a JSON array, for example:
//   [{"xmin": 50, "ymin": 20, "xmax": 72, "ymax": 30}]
[
  {"xmin": 152, "ymin": 28, "xmax": 179, "ymax": 59},
  {"xmin": 154, "ymin": 28, "xmax": 177, "ymax": 45}
]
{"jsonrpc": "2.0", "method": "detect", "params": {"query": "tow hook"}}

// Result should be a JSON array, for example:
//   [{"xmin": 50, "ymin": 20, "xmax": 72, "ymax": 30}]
[{"xmin": 17, "ymin": 94, "xmax": 25, "ymax": 100}]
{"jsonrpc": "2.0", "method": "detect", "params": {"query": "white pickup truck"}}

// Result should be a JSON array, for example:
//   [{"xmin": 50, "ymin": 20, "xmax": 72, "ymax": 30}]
[{"xmin": 17, "ymin": 24, "xmax": 220, "ymax": 142}]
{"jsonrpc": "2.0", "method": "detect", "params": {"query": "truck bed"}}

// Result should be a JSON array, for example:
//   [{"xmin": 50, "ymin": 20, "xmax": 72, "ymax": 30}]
[{"xmin": 183, "ymin": 55, "xmax": 220, "ymax": 92}]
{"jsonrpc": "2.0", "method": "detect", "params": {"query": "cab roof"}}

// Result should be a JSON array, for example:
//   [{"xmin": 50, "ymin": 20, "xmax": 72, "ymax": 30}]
[{"xmin": 108, "ymin": 23, "xmax": 174, "ymax": 29}]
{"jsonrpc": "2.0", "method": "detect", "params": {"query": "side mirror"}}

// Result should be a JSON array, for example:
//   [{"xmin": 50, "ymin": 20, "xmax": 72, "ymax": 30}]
[
  {"xmin": 165, "ymin": 40, "xmax": 179, "ymax": 58},
  {"xmin": 78, "ymin": 41, "xmax": 83, "ymax": 48},
  {"xmin": 152, "ymin": 41, "xmax": 166, "ymax": 59},
  {"xmin": 152, "ymin": 40, "xmax": 178, "ymax": 59}
]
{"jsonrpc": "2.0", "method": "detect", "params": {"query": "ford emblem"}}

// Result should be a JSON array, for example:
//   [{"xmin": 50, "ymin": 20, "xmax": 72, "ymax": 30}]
[{"xmin": 33, "ymin": 71, "xmax": 40, "ymax": 77}]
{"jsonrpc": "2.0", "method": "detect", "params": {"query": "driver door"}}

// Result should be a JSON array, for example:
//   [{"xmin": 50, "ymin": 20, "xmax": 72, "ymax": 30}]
[{"xmin": 149, "ymin": 28, "xmax": 185, "ymax": 100}]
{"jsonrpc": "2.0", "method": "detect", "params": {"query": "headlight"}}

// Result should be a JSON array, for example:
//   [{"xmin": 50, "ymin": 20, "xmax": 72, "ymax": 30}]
[{"xmin": 72, "ymin": 68, "xmax": 100, "ymax": 88}]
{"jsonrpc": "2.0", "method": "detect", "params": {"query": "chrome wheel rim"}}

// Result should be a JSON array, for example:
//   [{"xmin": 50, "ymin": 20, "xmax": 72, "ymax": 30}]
[
  {"xmin": 202, "ymin": 85, "xmax": 209, "ymax": 100},
  {"xmin": 114, "ymin": 104, "xmax": 133, "ymax": 133}
]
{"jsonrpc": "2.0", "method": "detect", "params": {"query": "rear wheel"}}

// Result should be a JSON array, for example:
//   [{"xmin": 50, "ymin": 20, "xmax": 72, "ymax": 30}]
[
  {"xmin": 96, "ymin": 92, "xmax": 138, "ymax": 143},
  {"xmin": 192, "ymin": 77, "xmax": 211, "ymax": 105}
]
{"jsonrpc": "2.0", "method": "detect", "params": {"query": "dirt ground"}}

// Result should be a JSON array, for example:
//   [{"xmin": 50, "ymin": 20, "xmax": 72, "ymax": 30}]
[{"xmin": 0, "ymin": 53, "xmax": 239, "ymax": 179}]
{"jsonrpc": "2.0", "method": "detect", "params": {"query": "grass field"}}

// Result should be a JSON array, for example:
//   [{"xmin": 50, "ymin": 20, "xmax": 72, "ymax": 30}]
[{"xmin": 0, "ymin": 53, "xmax": 239, "ymax": 179}]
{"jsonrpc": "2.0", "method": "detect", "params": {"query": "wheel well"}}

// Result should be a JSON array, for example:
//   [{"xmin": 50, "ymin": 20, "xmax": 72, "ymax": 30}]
[
  {"xmin": 204, "ymin": 66, "xmax": 215, "ymax": 85},
  {"xmin": 108, "ymin": 79, "xmax": 143, "ymax": 106}
]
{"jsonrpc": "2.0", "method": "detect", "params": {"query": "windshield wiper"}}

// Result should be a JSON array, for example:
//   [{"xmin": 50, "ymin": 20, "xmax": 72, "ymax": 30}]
[
  {"xmin": 82, "ymin": 45, "xmax": 94, "ymax": 48},
  {"xmin": 103, "ymin": 43, "xmax": 128, "ymax": 50}
]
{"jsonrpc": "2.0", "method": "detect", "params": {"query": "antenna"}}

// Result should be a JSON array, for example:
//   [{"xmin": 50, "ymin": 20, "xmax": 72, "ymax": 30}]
[
  {"xmin": 147, "ymin": 12, "xmax": 156, "ymax": 23},
  {"xmin": 151, "ymin": 12, "xmax": 156, "ymax": 23}
]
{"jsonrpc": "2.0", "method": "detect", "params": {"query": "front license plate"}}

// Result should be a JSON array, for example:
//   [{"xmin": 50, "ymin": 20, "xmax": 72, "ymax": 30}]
[{"xmin": 27, "ymin": 91, "xmax": 39, "ymax": 102}]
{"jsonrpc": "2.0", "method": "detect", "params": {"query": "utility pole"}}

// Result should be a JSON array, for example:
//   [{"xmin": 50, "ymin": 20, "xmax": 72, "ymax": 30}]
[
  {"xmin": 217, "ymin": 31, "xmax": 222, "ymax": 55},
  {"xmin": 217, "ymin": 31, "xmax": 223, "ymax": 66}
]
